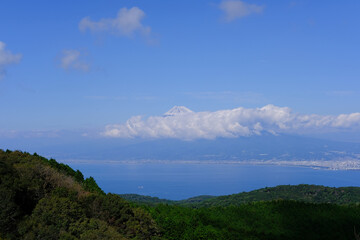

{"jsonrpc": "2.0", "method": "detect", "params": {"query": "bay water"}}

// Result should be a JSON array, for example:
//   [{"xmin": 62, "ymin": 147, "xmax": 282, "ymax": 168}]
[{"xmin": 66, "ymin": 162, "xmax": 360, "ymax": 200}]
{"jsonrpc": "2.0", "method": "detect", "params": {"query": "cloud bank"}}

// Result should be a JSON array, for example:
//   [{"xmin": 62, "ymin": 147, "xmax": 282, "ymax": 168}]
[
  {"xmin": 219, "ymin": 0, "xmax": 264, "ymax": 22},
  {"xmin": 60, "ymin": 49, "xmax": 90, "ymax": 72},
  {"xmin": 102, "ymin": 105, "xmax": 360, "ymax": 140},
  {"xmin": 79, "ymin": 7, "xmax": 151, "ymax": 37},
  {"xmin": 0, "ymin": 41, "xmax": 22, "ymax": 79}
]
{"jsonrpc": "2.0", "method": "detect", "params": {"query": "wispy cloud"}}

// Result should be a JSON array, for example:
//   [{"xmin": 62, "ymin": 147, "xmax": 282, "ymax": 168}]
[
  {"xmin": 0, "ymin": 128, "xmax": 96, "ymax": 139},
  {"xmin": 0, "ymin": 129, "xmax": 62, "ymax": 138},
  {"xmin": 184, "ymin": 91, "xmax": 267, "ymax": 104},
  {"xmin": 59, "ymin": 49, "xmax": 90, "ymax": 72},
  {"xmin": 84, "ymin": 95, "xmax": 157, "ymax": 101},
  {"xmin": 219, "ymin": 0, "xmax": 264, "ymax": 22},
  {"xmin": 79, "ymin": 7, "xmax": 151, "ymax": 38},
  {"xmin": 0, "ymin": 41, "xmax": 22, "ymax": 79},
  {"xmin": 326, "ymin": 90, "xmax": 355, "ymax": 97},
  {"xmin": 102, "ymin": 105, "xmax": 360, "ymax": 140}
]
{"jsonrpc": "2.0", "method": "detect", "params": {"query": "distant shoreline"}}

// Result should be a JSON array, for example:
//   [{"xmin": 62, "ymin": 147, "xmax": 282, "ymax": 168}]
[{"xmin": 59, "ymin": 158, "xmax": 360, "ymax": 171}]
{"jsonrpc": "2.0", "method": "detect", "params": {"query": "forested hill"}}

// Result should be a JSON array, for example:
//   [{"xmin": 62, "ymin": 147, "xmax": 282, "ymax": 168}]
[
  {"xmin": 0, "ymin": 149, "xmax": 160, "ymax": 239},
  {"xmin": 186, "ymin": 184, "xmax": 360, "ymax": 208},
  {"xmin": 118, "ymin": 194, "xmax": 216, "ymax": 206},
  {"xmin": 119, "ymin": 184, "xmax": 360, "ymax": 207},
  {"xmin": 2, "ymin": 149, "xmax": 360, "ymax": 240}
]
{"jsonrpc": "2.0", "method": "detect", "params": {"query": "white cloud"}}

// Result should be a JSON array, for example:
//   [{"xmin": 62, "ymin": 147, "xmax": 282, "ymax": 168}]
[
  {"xmin": 60, "ymin": 49, "xmax": 90, "ymax": 72},
  {"xmin": 0, "ymin": 41, "xmax": 22, "ymax": 79},
  {"xmin": 102, "ymin": 105, "xmax": 360, "ymax": 140},
  {"xmin": 219, "ymin": 0, "xmax": 264, "ymax": 22},
  {"xmin": 79, "ymin": 7, "xmax": 151, "ymax": 37}
]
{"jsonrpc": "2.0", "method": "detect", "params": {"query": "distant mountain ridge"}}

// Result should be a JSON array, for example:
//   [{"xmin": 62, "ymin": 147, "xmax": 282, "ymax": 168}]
[
  {"xmin": 2, "ymin": 131, "xmax": 360, "ymax": 168},
  {"xmin": 48, "ymin": 134, "xmax": 360, "ymax": 167},
  {"xmin": 119, "ymin": 184, "xmax": 360, "ymax": 207}
]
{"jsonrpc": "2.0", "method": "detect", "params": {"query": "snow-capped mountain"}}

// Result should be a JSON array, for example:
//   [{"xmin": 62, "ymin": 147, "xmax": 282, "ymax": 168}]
[{"xmin": 163, "ymin": 106, "xmax": 193, "ymax": 117}]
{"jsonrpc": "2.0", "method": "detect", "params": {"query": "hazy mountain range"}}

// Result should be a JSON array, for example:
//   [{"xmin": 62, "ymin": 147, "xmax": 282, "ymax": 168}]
[{"xmin": 2, "ymin": 133, "xmax": 360, "ymax": 170}]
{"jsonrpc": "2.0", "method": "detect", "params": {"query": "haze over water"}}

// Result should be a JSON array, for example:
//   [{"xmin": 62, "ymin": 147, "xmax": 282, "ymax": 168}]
[{"xmin": 66, "ymin": 162, "xmax": 360, "ymax": 200}]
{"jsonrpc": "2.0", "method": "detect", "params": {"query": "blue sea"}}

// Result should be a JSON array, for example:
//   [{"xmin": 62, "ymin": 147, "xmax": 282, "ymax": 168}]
[{"xmin": 65, "ymin": 162, "xmax": 360, "ymax": 200}]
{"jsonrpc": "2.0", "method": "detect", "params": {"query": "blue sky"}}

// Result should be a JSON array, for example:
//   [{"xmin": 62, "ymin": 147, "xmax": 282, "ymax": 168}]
[{"xmin": 1, "ymin": 0, "xmax": 360, "ymax": 140}]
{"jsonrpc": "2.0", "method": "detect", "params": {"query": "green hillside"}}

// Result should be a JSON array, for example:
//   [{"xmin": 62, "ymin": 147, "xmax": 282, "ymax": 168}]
[
  {"xmin": 186, "ymin": 184, "xmax": 360, "ymax": 208},
  {"xmin": 149, "ymin": 201, "xmax": 360, "ymax": 240},
  {"xmin": 118, "ymin": 194, "xmax": 216, "ymax": 206},
  {"xmin": 120, "ymin": 184, "xmax": 360, "ymax": 207},
  {"xmin": 118, "ymin": 194, "xmax": 174, "ymax": 206},
  {"xmin": 1, "ymin": 149, "xmax": 360, "ymax": 240},
  {"xmin": 0, "ymin": 150, "xmax": 160, "ymax": 240}
]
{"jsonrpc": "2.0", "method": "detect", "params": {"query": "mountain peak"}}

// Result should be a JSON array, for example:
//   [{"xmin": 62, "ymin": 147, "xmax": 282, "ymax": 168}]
[{"xmin": 164, "ymin": 106, "xmax": 193, "ymax": 117}]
